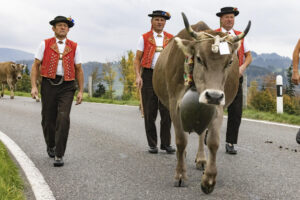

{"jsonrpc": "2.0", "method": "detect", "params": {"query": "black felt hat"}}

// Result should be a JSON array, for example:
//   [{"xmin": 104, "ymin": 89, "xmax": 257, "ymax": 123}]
[
  {"xmin": 148, "ymin": 10, "xmax": 171, "ymax": 20},
  {"xmin": 216, "ymin": 7, "xmax": 239, "ymax": 17},
  {"xmin": 49, "ymin": 16, "xmax": 74, "ymax": 28}
]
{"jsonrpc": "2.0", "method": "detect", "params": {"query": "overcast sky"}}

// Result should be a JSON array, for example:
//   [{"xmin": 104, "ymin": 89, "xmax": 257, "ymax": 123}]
[{"xmin": 1, "ymin": 0, "xmax": 300, "ymax": 62}]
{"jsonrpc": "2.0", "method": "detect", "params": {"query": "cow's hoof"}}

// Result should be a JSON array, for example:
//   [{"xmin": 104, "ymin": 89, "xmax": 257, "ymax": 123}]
[
  {"xmin": 201, "ymin": 183, "xmax": 215, "ymax": 194},
  {"xmin": 36, "ymin": 99, "xmax": 40, "ymax": 102},
  {"xmin": 174, "ymin": 178, "xmax": 188, "ymax": 187},
  {"xmin": 196, "ymin": 162, "xmax": 205, "ymax": 171},
  {"xmin": 10, "ymin": 96, "xmax": 14, "ymax": 99}
]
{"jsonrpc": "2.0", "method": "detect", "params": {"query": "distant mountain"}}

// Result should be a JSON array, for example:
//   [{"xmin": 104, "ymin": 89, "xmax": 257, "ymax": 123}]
[
  {"xmin": 251, "ymin": 52, "xmax": 292, "ymax": 71},
  {"xmin": 0, "ymin": 48, "xmax": 34, "ymax": 62},
  {"xmin": 0, "ymin": 48, "xmax": 294, "ymax": 94}
]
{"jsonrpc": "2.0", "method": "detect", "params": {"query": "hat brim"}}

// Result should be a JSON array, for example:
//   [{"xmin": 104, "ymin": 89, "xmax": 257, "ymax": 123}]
[
  {"xmin": 216, "ymin": 11, "xmax": 239, "ymax": 17},
  {"xmin": 148, "ymin": 14, "xmax": 170, "ymax": 20},
  {"xmin": 49, "ymin": 19, "xmax": 74, "ymax": 28}
]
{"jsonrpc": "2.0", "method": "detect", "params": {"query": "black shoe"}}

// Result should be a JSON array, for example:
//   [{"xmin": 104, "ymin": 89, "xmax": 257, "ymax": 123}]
[
  {"xmin": 225, "ymin": 143, "xmax": 237, "ymax": 155},
  {"xmin": 148, "ymin": 147, "xmax": 158, "ymax": 154},
  {"xmin": 47, "ymin": 147, "xmax": 55, "ymax": 158},
  {"xmin": 53, "ymin": 156, "xmax": 64, "ymax": 167},
  {"xmin": 161, "ymin": 145, "xmax": 176, "ymax": 154},
  {"xmin": 296, "ymin": 129, "xmax": 300, "ymax": 144}
]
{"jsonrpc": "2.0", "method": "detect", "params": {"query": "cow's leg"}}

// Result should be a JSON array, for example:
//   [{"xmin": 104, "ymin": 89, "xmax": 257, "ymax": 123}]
[
  {"xmin": 201, "ymin": 108, "xmax": 223, "ymax": 194},
  {"xmin": 7, "ymin": 80, "xmax": 14, "ymax": 99},
  {"xmin": 0, "ymin": 83, "xmax": 3, "ymax": 97},
  {"xmin": 170, "ymin": 101, "xmax": 188, "ymax": 187},
  {"xmin": 195, "ymin": 130, "xmax": 207, "ymax": 170}
]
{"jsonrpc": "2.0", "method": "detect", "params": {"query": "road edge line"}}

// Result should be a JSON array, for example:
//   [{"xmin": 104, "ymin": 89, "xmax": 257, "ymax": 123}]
[
  {"xmin": 0, "ymin": 130, "xmax": 55, "ymax": 200},
  {"xmin": 223, "ymin": 116, "xmax": 300, "ymax": 129}
]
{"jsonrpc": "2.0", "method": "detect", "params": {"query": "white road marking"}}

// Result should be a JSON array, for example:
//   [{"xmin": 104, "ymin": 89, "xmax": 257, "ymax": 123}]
[
  {"xmin": 0, "ymin": 130, "xmax": 55, "ymax": 200},
  {"xmin": 224, "ymin": 116, "xmax": 300, "ymax": 129}
]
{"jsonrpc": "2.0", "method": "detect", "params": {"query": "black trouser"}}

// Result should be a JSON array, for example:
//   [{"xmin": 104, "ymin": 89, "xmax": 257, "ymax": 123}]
[
  {"xmin": 141, "ymin": 68, "xmax": 172, "ymax": 148},
  {"xmin": 41, "ymin": 76, "xmax": 76, "ymax": 157},
  {"xmin": 226, "ymin": 76, "xmax": 243, "ymax": 144}
]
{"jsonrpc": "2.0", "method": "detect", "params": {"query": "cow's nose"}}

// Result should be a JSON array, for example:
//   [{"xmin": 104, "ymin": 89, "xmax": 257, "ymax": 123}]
[{"xmin": 205, "ymin": 91, "xmax": 224, "ymax": 105}]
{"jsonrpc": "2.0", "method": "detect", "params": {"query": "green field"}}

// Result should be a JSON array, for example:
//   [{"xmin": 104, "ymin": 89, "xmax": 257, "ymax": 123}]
[{"xmin": 0, "ymin": 141, "xmax": 25, "ymax": 200}]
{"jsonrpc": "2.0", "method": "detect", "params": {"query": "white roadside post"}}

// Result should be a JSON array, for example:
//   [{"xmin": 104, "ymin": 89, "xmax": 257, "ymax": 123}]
[{"xmin": 276, "ymin": 75, "xmax": 283, "ymax": 114}]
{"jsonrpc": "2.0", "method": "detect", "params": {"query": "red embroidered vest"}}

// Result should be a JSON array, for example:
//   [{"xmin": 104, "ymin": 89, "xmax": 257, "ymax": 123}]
[
  {"xmin": 140, "ymin": 31, "xmax": 173, "ymax": 68},
  {"xmin": 40, "ymin": 37, "xmax": 77, "ymax": 81},
  {"xmin": 215, "ymin": 28, "xmax": 244, "ymax": 66}
]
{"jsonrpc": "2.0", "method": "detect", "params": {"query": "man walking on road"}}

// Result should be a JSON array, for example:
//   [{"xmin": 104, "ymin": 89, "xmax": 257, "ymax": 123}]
[
  {"xmin": 215, "ymin": 7, "xmax": 253, "ymax": 154},
  {"xmin": 292, "ymin": 39, "xmax": 300, "ymax": 144},
  {"xmin": 31, "ymin": 16, "xmax": 84, "ymax": 166},
  {"xmin": 134, "ymin": 10, "xmax": 175, "ymax": 154}
]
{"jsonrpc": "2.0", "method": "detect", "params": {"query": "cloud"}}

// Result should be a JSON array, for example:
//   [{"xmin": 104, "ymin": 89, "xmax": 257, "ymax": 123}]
[{"xmin": 1, "ymin": 0, "xmax": 300, "ymax": 62}]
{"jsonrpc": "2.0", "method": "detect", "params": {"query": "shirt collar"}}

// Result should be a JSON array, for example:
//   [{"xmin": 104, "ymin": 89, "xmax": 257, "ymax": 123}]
[
  {"xmin": 55, "ymin": 38, "xmax": 66, "ymax": 44},
  {"xmin": 221, "ymin": 27, "xmax": 235, "ymax": 35},
  {"xmin": 152, "ymin": 31, "xmax": 164, "ymax": 38}
]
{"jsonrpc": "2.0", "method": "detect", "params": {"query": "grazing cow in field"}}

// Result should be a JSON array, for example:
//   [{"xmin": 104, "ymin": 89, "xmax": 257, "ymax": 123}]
[
  {"xmin": 0, "ymin": 62, "xmax": 26, "ymax": 99},
  {"xmin": 153, "ymin": 13, "xmax": 251, "ymax": 194}
]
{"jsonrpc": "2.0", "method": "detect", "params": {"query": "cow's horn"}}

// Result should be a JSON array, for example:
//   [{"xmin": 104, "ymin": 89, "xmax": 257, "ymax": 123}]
[
  {"xmin": 230, "ymin": 20, "xmax": 251, "ymax": 43},
  {"xmin": 181, "ymin": 12, "xmax": 202, "ymax": 39}
]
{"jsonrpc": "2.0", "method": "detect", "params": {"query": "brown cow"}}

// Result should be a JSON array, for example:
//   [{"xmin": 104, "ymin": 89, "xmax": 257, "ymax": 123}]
[
  {"xmin": 153, "ymin": 13, "xmax": 250, "ymax": 194},
  {"xmin": 0, "ymin": 62, "xmax": 26, "ymax": 99}
]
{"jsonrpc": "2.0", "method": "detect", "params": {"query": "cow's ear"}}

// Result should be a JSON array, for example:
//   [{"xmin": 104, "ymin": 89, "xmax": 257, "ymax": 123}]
[
  {"xmin": 231, "ymin": 41, "xmax": 240, "ymax": 54},
  {"xmin": 174, "ymin": 37, "xmax": 194, "ymax": 57},
  {"xmin": 11, "ymin": 63, "xmax": 17, "ymax": 70},
  {"xmin": 23, "ymin": 64, "xmax": 26, "ymax": 70}
]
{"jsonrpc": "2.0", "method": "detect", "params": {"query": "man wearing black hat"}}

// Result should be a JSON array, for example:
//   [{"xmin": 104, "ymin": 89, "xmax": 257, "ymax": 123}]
[
  {"xmin": 291, "ymin": 39, "xmax": 300, "ymax": 144},
  {"xmin": 31, "ymin": 16, "xmax": 84, "ymax": 166},
  {"xmin": 215, "ymin": 7, "xmax": 252, "ymax": 154},
  {"xmin": 134, "ymin": 10, "xmax": 175, "ymax": 154}
]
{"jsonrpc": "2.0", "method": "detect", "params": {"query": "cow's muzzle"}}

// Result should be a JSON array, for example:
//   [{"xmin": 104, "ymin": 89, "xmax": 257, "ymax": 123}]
[
  {"xmin": 199, "ymin": 89, "xmax": 225, "ymax": 105},
  {"xmin": 17, "ymin": 76, "xmax": 22, "ymax": 80}
]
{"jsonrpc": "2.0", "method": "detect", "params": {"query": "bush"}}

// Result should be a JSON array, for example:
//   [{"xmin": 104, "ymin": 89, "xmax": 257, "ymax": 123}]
[{"xmin": 250, "ymin": 89, "xmax": 276, "ymax": 112}]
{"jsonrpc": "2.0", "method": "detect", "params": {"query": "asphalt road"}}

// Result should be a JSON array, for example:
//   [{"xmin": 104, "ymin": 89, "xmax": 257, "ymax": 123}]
[{"xmin": 0, "ymin": 96, "xmax": 299, "ymax": 200}]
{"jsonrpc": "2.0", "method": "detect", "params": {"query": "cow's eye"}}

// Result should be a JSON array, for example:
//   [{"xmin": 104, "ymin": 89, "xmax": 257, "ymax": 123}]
[
  {"xmin": 225, "ymin": 59, "xmax": 233, "ymax": 68},
  {"xmin": 196, "ymin": 56, "xmax": 202, "ymax": 64}
]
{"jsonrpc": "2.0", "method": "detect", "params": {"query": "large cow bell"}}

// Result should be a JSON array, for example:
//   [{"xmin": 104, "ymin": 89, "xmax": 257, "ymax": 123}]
[{"xmin": 180, "ymin": 87, "xmax": 216, "ymax": 135}]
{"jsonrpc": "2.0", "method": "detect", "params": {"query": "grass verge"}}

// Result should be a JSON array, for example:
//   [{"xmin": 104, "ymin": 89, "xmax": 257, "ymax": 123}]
[
  {"xmin": 241, "ymin": 108, "xmax": 300, "ymax": 126},
  {"xmin": 0, "ymin": 141, "xmax": 25, "ymax": 200},
  {"xmin": 3, "ymin": 91, "xmax": 299, "ymax": 125}
]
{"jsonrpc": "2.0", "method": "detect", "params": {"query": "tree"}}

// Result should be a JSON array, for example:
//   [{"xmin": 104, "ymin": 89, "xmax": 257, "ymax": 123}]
[
  {"xmin": 102, "ymin": 62, "xmax": 116, "ymax": 99},
  {"xmin": 91, "ymin": 66, "xmax": 101, "ymax": 89},
  {"xmin": 285, "ymin": 63, "xmax": 295, "ymax": 97},
  {"xmin": 93, "ymin": 82, "xmax": 106, "ymax": 97},
  {"xmin": 119, "ymin": 50, "xmax": 137, "ymax": 100},
  {"xmin": 16, "ymin": 66, "xmax": 31, "ymax": 92}
]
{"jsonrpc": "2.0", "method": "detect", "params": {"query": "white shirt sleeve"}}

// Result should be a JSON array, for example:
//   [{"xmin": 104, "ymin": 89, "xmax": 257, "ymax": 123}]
[
  {"xmin": 74, "ymin": 45, "xmax": 82, "ymax": 64},
  {"xmin": 35, "ymin": 41, "xmax": 45, "ymax": 61},
  {"xmin": 243, "ymin": 38, "xmax": 250, "ymax": 53},
  {"xmin": 137, "ymin": 36, "xmax": 144, "ymax": 52}
]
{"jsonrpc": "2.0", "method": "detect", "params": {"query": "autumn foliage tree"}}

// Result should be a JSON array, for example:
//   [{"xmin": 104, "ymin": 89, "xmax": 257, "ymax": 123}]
[
  {"xmin": 102, "ymin": 62, "xmax": 116, "ymax": 99},
  {"xmin": 119, "ymin": 50, "xmax": 137, "ymax": 100}
]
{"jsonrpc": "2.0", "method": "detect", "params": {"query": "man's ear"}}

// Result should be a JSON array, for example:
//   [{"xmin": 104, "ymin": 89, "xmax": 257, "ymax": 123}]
[{"xmin": 174, "ymin": 37, "xmax": 195, "ymax": 57}]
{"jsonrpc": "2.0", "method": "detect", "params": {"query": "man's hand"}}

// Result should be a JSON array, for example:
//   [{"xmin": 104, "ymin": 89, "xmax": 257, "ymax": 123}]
[
  {"xmin": 76, "ymin": 91, "xmax": 83, "ymax": 105},
  {"xmin": 31, "ymin": 87, "xmax": 39, "ymax": 99},
  {"xmin": 136, "ymin": 75, "xmax": 143, "ymax": 89},
  {"xmin": 239, "ymin": 64, "xmax": 247, "ymax": 77},
  {"xmin": 292, "ymin": 71, "xmax": 300, "ymax": 85}
]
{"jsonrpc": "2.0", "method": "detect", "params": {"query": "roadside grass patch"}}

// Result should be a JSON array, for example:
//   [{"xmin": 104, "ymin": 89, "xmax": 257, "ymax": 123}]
[{"xmin": 0, "ymin": 141, "xmax": 25, "ymax": 200}]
